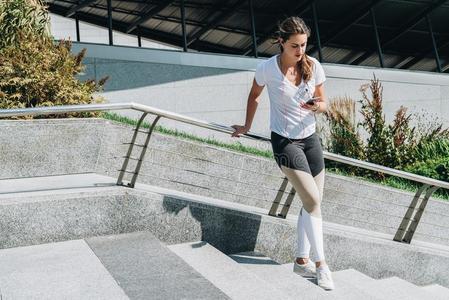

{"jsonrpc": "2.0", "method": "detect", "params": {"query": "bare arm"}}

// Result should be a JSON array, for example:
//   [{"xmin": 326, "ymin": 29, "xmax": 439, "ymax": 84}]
[
  {"xmin": 231, "ymin": 79, "xmax": 264, "ymax": 137},
  {"xmin": 313, "ymin": 83, "xmax": 327, "ymax": 113}
]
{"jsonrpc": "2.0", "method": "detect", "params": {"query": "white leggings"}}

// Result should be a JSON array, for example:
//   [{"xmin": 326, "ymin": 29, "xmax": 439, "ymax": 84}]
[{"xmin": 281, "ymin": 166, "xmax": 326, "ymax": 262}]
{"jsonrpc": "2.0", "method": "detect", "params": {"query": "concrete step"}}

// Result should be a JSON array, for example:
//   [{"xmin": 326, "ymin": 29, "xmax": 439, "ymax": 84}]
[
  {"xmin": 0, "ymin": 239, "xmax": 129, "ymax": 300},
  {"xmin": 282, "ymin": 263, "xmax": 384, "ymax": 300},
  {"xmin": 333, "ymin": 269, "xmax": 449, "ymax": 299},
  {"xmin": 86, "ymin": 231, "xmax": 229, "ymax": 300},
  {"xmin": 332, "ymin": 269, "xmax": 447, "ymax": 300},
  {"xmin": 0, "ymin": 231, "xmax": 229, "ymax": 300},
  {"xmin": 332, "ymin": 268, "xmax": 376, "ymax": 286},
  {"xmin": 422, "ymin": 284, "xmax": 449, "ymax": 298},
  {"xmin": 364, "ymin": 276, "xmax": 447, "ymax": 300},
  {"xmin": 229, "ymin": 252, "xmax": 326, "ymax": 300},
  {"xmin": 332, "ymin": 269, "xmax": 407, "ymax": 300},
  {"xmin": 168, "ymin": 241, "xmax": 291, "ymax": 300},
  {"xmin": 233, "ymin": 251, "xmax": 387, "ymax": 300}
]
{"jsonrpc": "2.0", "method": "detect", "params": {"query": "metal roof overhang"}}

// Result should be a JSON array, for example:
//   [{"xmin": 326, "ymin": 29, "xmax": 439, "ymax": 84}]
[{"xmin": 46, "ymin": 0, "xmax": 449, "ymax": 73}]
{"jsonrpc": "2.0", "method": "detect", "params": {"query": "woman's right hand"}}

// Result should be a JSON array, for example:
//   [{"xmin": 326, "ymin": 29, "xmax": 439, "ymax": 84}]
[{"xmin": 231, "ymin": 125, "xmax": 249, "ymax": 138}]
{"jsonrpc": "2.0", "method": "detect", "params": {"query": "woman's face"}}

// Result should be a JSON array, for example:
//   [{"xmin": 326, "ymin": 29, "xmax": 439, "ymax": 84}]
[{"xmin": 281, "ymin": 33, "xmax": 308, "ymax": 61}]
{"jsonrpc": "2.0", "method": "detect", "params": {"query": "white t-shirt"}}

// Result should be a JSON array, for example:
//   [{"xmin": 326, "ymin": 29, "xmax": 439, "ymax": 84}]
[{"xmin": 255, "ymin": 55, "xmax": 326, "ymax": 139}]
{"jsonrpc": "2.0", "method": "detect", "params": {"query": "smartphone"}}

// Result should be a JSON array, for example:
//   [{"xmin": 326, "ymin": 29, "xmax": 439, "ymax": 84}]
[{"xmin": 305, "ymin": 97, "xmax": 321, "ymax": 105}]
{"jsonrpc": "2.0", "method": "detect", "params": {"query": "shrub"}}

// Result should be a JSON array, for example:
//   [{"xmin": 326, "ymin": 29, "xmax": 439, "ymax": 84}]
[
  {"xmin": 405, "ymin": 157, "xmax": 449, "ymax": 182},
  {"xmin": 324, "ymin": 96, "xmax": 364, "ymax": 159},
  {"xmin": 0, "ymin": 36, "xmax": 107, "ymax": 118},
  {"xmin": 0, "ymin": 0, "xmax": 107, "ymax": 118},
  {"xmin": 0, "ymin": 0, "xmax": 50, "ymax": 49},
  {"xmin": 324, "ymin": 76, "xmax": 449, "ymax": 183},
  {"xmin": 412, "ymin": 128, "xmax": 449, "ymax": 162},
  {"xmin": 358, "ymin": 77, "xmax": 413, "ymax": 170}
]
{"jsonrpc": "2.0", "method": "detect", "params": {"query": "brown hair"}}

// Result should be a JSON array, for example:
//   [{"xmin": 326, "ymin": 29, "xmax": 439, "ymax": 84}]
[{"xmin": 274, "ymin": 16, "xmax": 314, "ymax": 82}]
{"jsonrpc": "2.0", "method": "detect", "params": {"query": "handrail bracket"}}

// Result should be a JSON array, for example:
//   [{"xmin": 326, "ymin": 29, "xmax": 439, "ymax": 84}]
[
  {"xmin": 117, "ymin": 113, "xmax": 161, "ymax": 188},
  {"xmin": 269, "ymin": 177, "xmax": 296, "ymax": 219},
  {"xmin": 393, "ymin": 184, "xmax": 439, "ymax": 243}
]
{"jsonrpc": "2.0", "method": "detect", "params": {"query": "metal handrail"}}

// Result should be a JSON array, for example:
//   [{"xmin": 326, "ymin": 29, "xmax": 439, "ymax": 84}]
[
  {"xmin": 1, "ymin": 102, "xmax": 448, "ymax": 190},
  {"xmin": 1, "ymin": 102, "xmax": 448, "ymax": 244}
]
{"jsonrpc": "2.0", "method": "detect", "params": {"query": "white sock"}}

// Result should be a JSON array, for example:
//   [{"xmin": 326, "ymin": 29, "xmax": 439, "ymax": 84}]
[
  {"xmin": 296, "ymin": 208, "xmax": 311, "ymax": 259},
  {"xmin": 302, "ymin": 208, "xmax": 325, "ymax": 262}
]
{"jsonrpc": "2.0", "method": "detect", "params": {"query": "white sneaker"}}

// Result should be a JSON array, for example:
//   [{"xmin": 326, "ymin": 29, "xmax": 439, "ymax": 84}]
[
  {"xmin": 293, "ymin": 259, "xmax": 316, "ymax": 277},
  {"xmin": 316, "ymin": 267, "xmax": 335, "ymax": 290}
]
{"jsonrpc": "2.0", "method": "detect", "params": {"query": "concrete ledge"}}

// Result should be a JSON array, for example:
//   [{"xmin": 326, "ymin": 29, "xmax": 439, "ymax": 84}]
[
  {"xmin": 1, "ymin": 174, "xmax": 448, "ymax": 288},
  {"xmin": 0, "ymin": 189, "xmax": 124, "ymax": 248}
]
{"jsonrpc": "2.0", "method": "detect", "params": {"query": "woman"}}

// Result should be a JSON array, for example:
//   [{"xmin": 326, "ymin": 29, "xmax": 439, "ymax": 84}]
[{"xmin": 231, "ymin": 16, "xmax": 334, "ymax": 290}]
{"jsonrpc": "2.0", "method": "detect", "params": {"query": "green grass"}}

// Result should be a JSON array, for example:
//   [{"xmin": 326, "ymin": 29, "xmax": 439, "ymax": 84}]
[
  {"xmin": 102, "ymin": 112, "xmax": 448, "ymax": 202},
  {"xmin": 102, "ymin": 112, "xmax": 273, "ymax": 158}
]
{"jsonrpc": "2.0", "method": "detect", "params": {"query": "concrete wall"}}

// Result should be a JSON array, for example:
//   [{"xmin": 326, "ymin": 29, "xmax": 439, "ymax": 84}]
[
  {"xmin": 1, "ymin": 119, "xmax": 448, "ymax": 247},
  {"xmin": 0, "ymin": 119, "xmax": 105, "ymax": 179},
  {"xmin": 95, "ymin": 119, "xmax": 449, "ymax": 247},
  {"xmin": 71, "ymin": 42, "xmax": 449, "ymax": 147}
]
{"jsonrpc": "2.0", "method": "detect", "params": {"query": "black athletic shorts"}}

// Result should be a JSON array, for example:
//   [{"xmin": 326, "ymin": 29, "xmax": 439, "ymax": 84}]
[{"xmin": 271, "ymin": 131, "xmax": 325, "ymax": 177}]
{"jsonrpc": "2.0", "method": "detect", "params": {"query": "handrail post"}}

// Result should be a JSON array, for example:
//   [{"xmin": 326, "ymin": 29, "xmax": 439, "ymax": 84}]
[
  {"xmin": 278, "ymin": 186, "xmax": 296, "ymax": 218},
  {"xmin": 402, "ymin": 185, "xmax": 439, "ymax": 243},
  {"xmin": 117, "ymin": 113, "xmax": 160, "ymax": 188},
  {"xmin": 117, "ymin": 112, "xmax": 148, "ymax": 186},
  {"xmin": 129, "ymin": 115, "xmax": 161, "ymax": 187},
  {"xmin": 269, "ymin": 177, "xmax": 289, "ymax": 216},
  {"xmin": 269, "ymin": 177, "xmax": 296, "ymax": 219},
  {"xmin": 394, "ymin": 184, "xmax": 439, "ymax": 243}
]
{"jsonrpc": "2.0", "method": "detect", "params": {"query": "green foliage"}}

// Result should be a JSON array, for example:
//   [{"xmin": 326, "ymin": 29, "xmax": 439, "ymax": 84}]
[
  {"xmin": 324, "ymin": 96, "xmax": 364, "ymax": 160},
  {"xmin": 0, "ymin": 0, "xmax": 50, "ymax": 49},
  {"xmin": 0, "ymin": 0, "xmax": 107, "ymax": 118},
  {"xmin": 0, "ymin": 37, "xmax": 107, "ymax": 117},
  {"xmin": 358, "ymin": 77, "xmax": 418, "ymax": 170},
  {"xmin": 412, "ymin": 129, "xmax": 449, "ymax": 162},
  {"xmin": 387, "ymin": 106, "xmax": 416, "ymax": 167},
  {"xmin": 404, "ymin": 157, "xmax": 449, "ymax": 182},
  {"xmin": 324, "ymin": 76, "xmax": 449, "ymax": 185}
]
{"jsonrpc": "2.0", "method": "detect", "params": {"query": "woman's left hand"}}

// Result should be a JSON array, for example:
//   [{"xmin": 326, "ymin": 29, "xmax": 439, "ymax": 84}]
[{"xmin": 300, "ymin": 101, "xmax": 319, "ymax": 112}]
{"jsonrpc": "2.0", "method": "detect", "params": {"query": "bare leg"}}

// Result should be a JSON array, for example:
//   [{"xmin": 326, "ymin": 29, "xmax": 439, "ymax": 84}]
[{"xmin": 281, "ymin": 166, "xmax": 327, "ymax": 267}]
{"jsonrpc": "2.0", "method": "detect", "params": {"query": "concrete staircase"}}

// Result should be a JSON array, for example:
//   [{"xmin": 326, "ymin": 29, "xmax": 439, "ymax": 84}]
[
  {"xmin": 2, "ymin": 119, "xmax": 449, "ymax": 299},
  {"xmin": 2, "ymin": 230, "xmax": 449, "ymax": 299},
  {"xmin": 169, "ymin": 241, "xmax": 449, "ymax": 300},
  {"xmin": 2, "ymin": 173, "xmax": 449, "ymax": 299},
  {"xmin": 0, "ymin": 232, "xmax": 229, "ymax": 300}
]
